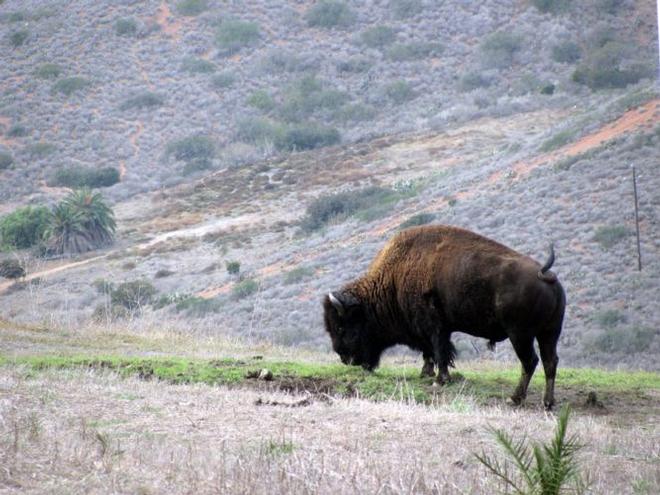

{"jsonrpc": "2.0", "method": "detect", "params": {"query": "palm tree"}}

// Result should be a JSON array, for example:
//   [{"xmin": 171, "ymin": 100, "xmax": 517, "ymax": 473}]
[{"xmin": 45, "ymin": 189, "xmax": 116, "ymax": 255}]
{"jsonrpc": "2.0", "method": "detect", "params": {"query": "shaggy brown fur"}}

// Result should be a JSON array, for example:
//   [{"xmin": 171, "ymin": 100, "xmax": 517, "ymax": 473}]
[{"xmin": 323, "ymin": 225, "xmax": 565, "ymax": 409}]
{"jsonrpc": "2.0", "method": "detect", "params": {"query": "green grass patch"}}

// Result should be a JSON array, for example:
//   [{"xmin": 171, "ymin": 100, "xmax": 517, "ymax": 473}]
[{"xmin": 5, "ymin": 355, "xmax": 658, "ymax": 406}]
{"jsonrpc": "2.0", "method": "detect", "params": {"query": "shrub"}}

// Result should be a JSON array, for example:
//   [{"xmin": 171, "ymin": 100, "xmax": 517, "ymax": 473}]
[
  {"xmin": 301, "ymin": 186, "xmax": 397, "ymax": 231},
  {"xmin": 399, "ymin": 212, "xmax": 435, "ymax": 229},
  {"xmin": 384, "ymin": 80, "xmax": 415, "ymax": 104},
  {"xmin": 215, "ymin": 19, "xmax": 260, "ymax": 54},
  {"xmin": 387, "ymin": 42, "xmax": 443, "ymax": 61},
  {"xmin": 0, "ymin": 151, "xmax": 13, "ymax": 170},
  {"xmin": 260, "ymin": 50, "xmax": 319, "ymax": 74},
  {"xmin": 458, "ymin": 71, "xmax": 492, "ymax": 92},
  {"xmin": 390, "ymin": 0, "xmax": 422, "ymax": 18},
  {"xmin": 480, "ymin": 31, "xmax": 523, "ymax": 69},
  {"xmin": 360, "ymin": 26, "xmax": 397, "ymax": 49},
  {"xmin": 336, "ymin": 57, "xmax": 372, "ymax": 74},
  {"xmin": 552, "ymin": 40, "xmax": 581, "ymax": 63},
  {"xmin": 593, "ymin": 225, "xmax": 627, "ymax": 249},
  {"xmin": 92, "ymin": 303, "xmax": 130, "ymax": 322},
  {"xmin": 0, "ymin": 205, "xmax": 50, "ymax": 249},
  {"xmin": 540, "ymin": 83, "xmax": 555, "ymax": 95},
  {"xmin": 590, "ymin": 326, "xmax": 655, "ymax": 354},
  {"xmin": 226, "ymin": 260, "xmax": 240, "ymax": 275},
  {"xmin": 27, "ymin": 142, "xmax": 56, "ymax": 158},
  {"xmin": 7, "ymin": 125, "xmax": 27, "ymax": 137},
  {"xmin": 279, "ymin": 76, "xmax": 350, "ymax": 122},
  {"xmin": 247, "ymin": 90, "xmax": 275, "ymax": 112},
  {"xmin": 166, "ymin": 135, "xmax": 215, "ymax": 162},
  {"xmin": 115, "ymin": 18, "xmax": 137, "ymax": 36},
  {"xmin": 530, "ymin": 0, "xmax": 570, "ymax": 14},
  {"xmin": 154, "ymin": 269, "xmax": 175, "ymax": 279},
  {"xmin": 110, "ymin": 280, "xmax": 157, "ymax": 311},
  {"xmin": 211, "ymin": 72, "xmax": 236, "ymax": 89},
  {"xmin": 237, "ymin": 117, "xmax": 286, "ymax": 145},
  {"xmin": 181, "ymin": 57, "xmax": 215, "ymax": 74},
  {"xmin": 175, "ymin": 0, "xmax": 208, "ymax": 16},
  {"xmin": 540, "ymin": 129, "xmax": 574, "ymax": 152},
  {"xmin": 277, "ymin": 125, "xmax": 340, "ymax": 151},
  {"xmin": 9, "ymin": 30, "xmax": 28, "ymax": 47},
  {"xmin": 476, "ymin": 405, "xmax": 589, "ymax": 494},
  {"xmin": 182, "ymin": 157, "xmax": 212, "ymax": 176},
  {"xmin": 306, "ymin": 1, "xmax": 354, "ymax": 28},
  {"xmin": 120, "ymin": 91, "xmax": 164, "ymax": 111},
  {"xmin": 572, "ymin": 38, "xmax": 649, "ymax": 90},
  {"xmin": 44, "ymin": 189, "xmax": 116, "ymax": 255},
  {"xmin": 284, "ymin": 266, "xmax": 314, "ymax": 284},
  {"xmin": 49, "ymin": 166, "xmax": 120, "ymax": 188},
  {"xmin": 35, "ymin": 63, "xmax": 62, "ymax": 79},
  {"xmin": 593, "ymin": 309, "xmax": 625, "ymax": 329},
  {"xmin": 335, "ymin": 103, "xmax": 377, "ymax": 123},
  {"xmin": 232, "ymin": 278, "xmax": 259, "ymax": 299},
  {"xmin": 0, "ymin": 259, "xmax": 25, "ymax": 279},
  {"xmin": 92, "ymin": 278, "xmax": 114, "ymax": 294},
  {"xmin": 175, "ymin": 295, "xmax": 223, "ymax": 317},
  {"xmin": 52, "ymin": 77, "xmax": 89, "ymax": 96}
]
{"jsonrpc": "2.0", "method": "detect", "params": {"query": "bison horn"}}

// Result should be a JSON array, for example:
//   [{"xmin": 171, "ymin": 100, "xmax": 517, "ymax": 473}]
[{"xmin": 328, "ymin": 292, "xmax": 345, "ymax": 315}]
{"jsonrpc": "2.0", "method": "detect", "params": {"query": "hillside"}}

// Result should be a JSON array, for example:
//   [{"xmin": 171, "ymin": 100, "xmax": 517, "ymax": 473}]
[{"xmin": 0, "ymin": 0, "xmax": 659, "ymax": 371}]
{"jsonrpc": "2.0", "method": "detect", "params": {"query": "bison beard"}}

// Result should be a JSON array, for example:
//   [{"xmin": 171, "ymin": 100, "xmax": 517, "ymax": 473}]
[{"xmin": 323, "ymin": 225, "xmax": 566, "ymax": 410}]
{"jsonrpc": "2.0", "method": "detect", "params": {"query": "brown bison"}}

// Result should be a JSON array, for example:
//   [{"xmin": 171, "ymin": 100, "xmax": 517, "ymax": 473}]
[{"xmin": 323, "ymin": 225, "xmax": 565, "ymax": 409}]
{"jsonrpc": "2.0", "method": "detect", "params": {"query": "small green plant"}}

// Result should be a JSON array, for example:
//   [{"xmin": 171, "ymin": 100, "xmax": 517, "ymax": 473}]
[
  {"xmin": 475, "ymin": 405, "xmax": 589, "ymax": 495},
  {"xmin": 283, "ymin": 266, "xmax": 314, "ymax": 284},
  {"xmin": 530, "ymin": 0, "xmax": 570, "ymax": 14},
  {"xmin": 110, "ymin": 280, "xmax": 157, "ymax": 311},
  {"xmin": 9, "ymin": 30, "xmax": 28, "ymax": 47},
  {"xmin": 277, "ymin": 125, "xmax": 340, "ymax": 151},
  {"xmin": 92, "ymin": 278, "xmax": 114, "ymax": 294},
  {"xmin": 52, "ymin": 77, "xmax": 89, "ymax": 96},
  {"xmin": 359, "ymin": 26, "xmax": 397, "ymax": 49},
  {"xmin": 247, "ymin": 90, "xmax": 275, "ymax": 112},
  {"xmin": 181, "ymin": 57, "xmax": 216, "ymax": 74},
  {"xmin": 384, "ymin": 80, "xmax": 415, "ymax": 104},
  {"xmin": 593, "ymin": 309, "xmax": 625, "ymax": 329},
  {"xmin": 0, "ymin": 205, "xmax": 51, "ymax": 250},
  {"xmin": 48, "ymin": 166, "xmax": 120, "ymax": 189},
  {"xmin": 0, "ymin": 152, "xmax": 13, "ymax": 170},
  {"xmin": 120, "ymin": 91, "xmax": 164, "ymax": 111},
  {"xmin": 35, "ymin": 63, "xmax": 62, "ymax": 79},
  {"xmin": 232, "ymin": 278, "xmax": 259, "ymax": 299},
  {"xmin": 540, "ymin": 129, "xmax": 574, "ymax": 152},
  {"xmin": 175, "ymin": 0, "xmax": 208, "ymax": 16},
  {"xmin": 225, "ymin": 260, "xmax": 240, "ymax": 275},
  {"xmin": 7, "ymin": 125, "xmax": 27, "ymax": 137},
  {"xmin": 27, "ymin": 142, "xmax": 56, "ymax": 158},
  {"xmin": 551, "ymin": 40, "xmax": 581, "ymax": 63},
  {"xmin": 236, "ymin": 117, "xmax": 286, "ymax": 145},
  {"xmin": 386, "ymin": 42, "xmax": 443, "ymax": 61},
  {"xmin": 335, "ymin": 103, "xmax": 376, "ymax": 123},
  {"xmin": 211, "ymin": 72, "xmax": 236, "ymax": 89},
  {"xmin": 480, "ymin": 31, "xmax": 523, "ymax": 69},
  {"xmin": 390, "ymin": 0, "xmax": 422, "ymax": 19},
  {"xmin": 593, "ymin": 225, "xmax": 627, "ymax": 249},
  {"xmin": 399, "ymin": 212, "xmax": 435, "ymax": 229},
  {"xmin": 115, "ymin": 18, "xmax": 138, "ymax": 36},
  {"xmin": 0, "ymin": 259, "xmax": 25, "ymax": 279},
  {"xmin": 306, "ymin": 1, "xmax": 354, "ymax": 28},
  {"xmin": 336, "ymin": 57, "xmax": 371, "ymax": 74},
  {"xmin": 215, "ymin": 19, "xmax": 260, "ymax": 54},
  {"xmin": 166, "ymin": 135, "xmax": 215, "ymax": 162},
  {"xmin": 279, "ymin": 76, "xmax": 349, "ymax": 122},
  {"xmin": 264, "ymin": 439, "xmax": 295, "ymax": 456},
  {"xmin": 174, "ymin": 295, "xmax": 223, "ymax": 317},
  {"xmin": 459, "ymin": 71, "xmax": 492, "ymax": 92}
]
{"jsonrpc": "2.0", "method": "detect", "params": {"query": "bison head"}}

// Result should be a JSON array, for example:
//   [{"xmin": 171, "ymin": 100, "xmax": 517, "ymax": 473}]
[{"xmin": 322, "ymin": 291, "xmax": 382, "ymax": 371}]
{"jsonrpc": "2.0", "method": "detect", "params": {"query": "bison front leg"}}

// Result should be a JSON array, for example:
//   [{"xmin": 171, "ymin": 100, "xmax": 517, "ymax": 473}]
[
  {"xmin": 420, "ymin": 353, "xmax": 435, "ymax": 378},
  {"xmin": 431, "ymin": 333, "xmax": 455, "ymax": 386}
]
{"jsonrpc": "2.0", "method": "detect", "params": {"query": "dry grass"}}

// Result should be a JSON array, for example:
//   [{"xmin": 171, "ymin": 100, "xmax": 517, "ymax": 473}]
[{"xmin": 1, "ymin": 366, "xmax": 658, "ymax": 494}]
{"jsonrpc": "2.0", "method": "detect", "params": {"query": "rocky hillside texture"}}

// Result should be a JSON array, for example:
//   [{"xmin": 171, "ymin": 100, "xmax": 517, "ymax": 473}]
[{"xmin": 0, "ymin": 0, "xmax": 659, "ymax": 369}]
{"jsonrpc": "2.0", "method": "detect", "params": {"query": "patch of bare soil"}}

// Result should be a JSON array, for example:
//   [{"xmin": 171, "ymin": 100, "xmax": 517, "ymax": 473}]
[{"xmin": 154, "ymin": 0, "xmax": 184, "ymax": 40}]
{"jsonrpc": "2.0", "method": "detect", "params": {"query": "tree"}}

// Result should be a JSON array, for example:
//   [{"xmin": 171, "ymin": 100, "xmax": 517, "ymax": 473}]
[
  {"xmin": 45, "ymin": 189, "xmax": 116, "ymax": 255},
  {"xmin": 0, "ymin": 259, "xmax": 25, "ymax": 280}
]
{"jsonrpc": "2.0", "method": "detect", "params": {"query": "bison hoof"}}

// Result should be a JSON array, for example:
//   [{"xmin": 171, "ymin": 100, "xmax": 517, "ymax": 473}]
[
  {"xmin": 543, "ymin": 400, "xmax": 555, "ymax": 411},
  {"xmin": 508, "ymin": 396, "xmax": 524, "ymax": 407}
]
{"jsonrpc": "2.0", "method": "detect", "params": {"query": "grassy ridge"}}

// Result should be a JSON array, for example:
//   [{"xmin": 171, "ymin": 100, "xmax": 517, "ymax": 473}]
[{"xmin": 3, "ymin": 355, "xmax": 658, "ymax": 404}]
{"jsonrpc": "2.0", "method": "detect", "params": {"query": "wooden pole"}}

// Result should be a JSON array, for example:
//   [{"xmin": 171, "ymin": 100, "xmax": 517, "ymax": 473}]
[{"xmin": 632, "ymin": 165, "xmax": 642, "ymax": 271}]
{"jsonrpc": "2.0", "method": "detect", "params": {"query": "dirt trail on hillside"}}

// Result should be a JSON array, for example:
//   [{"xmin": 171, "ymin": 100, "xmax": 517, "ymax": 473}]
[
  {"xmin": 119, "ymin": 121, "xmax": 144, "ymax": 180},
  {"xmin": 155, "ymin": 0, "xmax": 184, "ymax": 40}
]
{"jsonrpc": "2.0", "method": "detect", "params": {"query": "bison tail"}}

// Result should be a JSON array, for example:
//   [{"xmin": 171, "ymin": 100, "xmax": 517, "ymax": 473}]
[{"xmin": 537, "ymin": 243, "xmax": 557, "ymax": 283}]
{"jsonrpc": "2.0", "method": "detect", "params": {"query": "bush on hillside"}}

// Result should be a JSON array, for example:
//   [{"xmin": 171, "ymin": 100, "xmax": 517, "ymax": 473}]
[
  {"xmin": 247, "ymin": 90, "xmax": 275, "ymax": 112},
  {"xmin": 174, "ymin": 295, "xmax": 224, "ymax": 317},
  {"xmin": 52, "ymin": 77, "xmax": 89, "ymax": 96},
  {"xmin": 232, "ymin": 278, "xmax": 259, "ymax": 300},
  {"xmin": 588, "ymin": 326, "xmax": 655, "ymax": 354},
  {"xmin": 336, "ymin": 57, "xmax": 372, "ymax": 74},
  {"xmin": 277, "ymin": 125, "xmax": 341, "ymax": 151},
  {"xmin": 226, "ymin": 260, "xmax": 240, "ymax": 275},
  {"xmin": 175, "ymin": 0, "xmax": 208, "ymax": 16},
  {"xmin": 551, "ymin": 40, "xmax": 581, "ymax": 63},
  {"xmin": 120, "ymin": 91, "xmax": 164, "ymax": 111},
  {"xmin": 49, "ymin": 166, "xmax": 120, "ymax": 189},
  {"xmin": 215, "ymin": 19, "xmax": 260, "ymax": 55},
  {"xmin": 279, "ymin": 76, "xmax": 349, "ymax": 122},
  {"xmin": 27, "ymin": 142, "xmax": 56, "ymax": 158},
  {"xmin": 335, "ymin": 103, "xmax": 377, "ymax": 123},
  {"xmin": 593, "ymin": 309, "xmax": 625, "ymax": 329},
  {"xmin": 181, "ymin": 57, "xmax": 216, "ymax": 74},
  {"xmin": 182, "ymin": 157, "xmax": 212, "ymax": 176},
  {"xmin": 0, "ymin": 152, "xmax": 13, "ymax": 170},
  {"xmin": 110, "ymin": 280, "xmax": 157, "ymax": 310},
  {"xmin": 306, "ymin": 1, "xmax": 354, "ymax": 28},
  {"xmin": 384, "ymin": 80, "xmax": 415, "ymax": 104},
  {"xmin": 166, "ymin": 135, "xmax": 215, "ymax": 162},
  {"xmin": 359, "ymin": 26, "xmax": 397, "ymax": 49},
  {"xmin": 9, "ymin": 30, "xmax": 28, "ymax": 47},
  {"xmin": 593, "ymin": 225, "xmax": 627, "ymax": 249},
  {"xmin": 458, "ymin": 71, "xmax": 493, "ymax": 92},
  {"xmin": 115, "ymin": 18, "xmax": 138, "ymax": 36},
  {"xmin": 0, "ymin": 259, "xmax": 25, "ymax": 279},
  {"xmin": 389, "ymin": 0, "xmax": 423, "ymax": 19},
  {"xmin": 530, "ymin": 0, "xmax": 570, "ymax": 14},
  {"xmin": 386, "ymin": 42, "xmax": 443, "ymax": 61},
  {"xmin": 7, "ymin": 125, "xmax": 27, "ymax": 137},
  {"xmin": 237, "ymin": 117, "xmax": 286, "ymax": 146},
  {"xmin": 0, "ymin": 205, "xmax": 50, "ymax": 249},
  {"xmin": 480, "ymin": 31, "xmax": 523, "ymax": 69},
  {"xmin": 283, "ymin": 266, "xmax": 314, "ymax": 284},
  {"xmin": 211, "ymin": 72, "xmax": 236, "ymax": 89},
  {"xmin": 35, "ymin": 63, "xmax": 62, "ymax": 79}
]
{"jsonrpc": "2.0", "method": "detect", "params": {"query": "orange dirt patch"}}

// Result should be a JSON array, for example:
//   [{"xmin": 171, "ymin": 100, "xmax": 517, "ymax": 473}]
[
  {"xmin": 0, "ymin": 116, "xmax": 17, "ymax": 148},
  {"xmin": 155, "ymin": 0, "xmax": 184, "ymax": 40}
]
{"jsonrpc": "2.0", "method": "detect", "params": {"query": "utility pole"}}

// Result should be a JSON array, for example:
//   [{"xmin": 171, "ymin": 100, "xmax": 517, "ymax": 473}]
[{"xmin": 632, "ymin": 165, "xmax": 642, "ymax": 271}]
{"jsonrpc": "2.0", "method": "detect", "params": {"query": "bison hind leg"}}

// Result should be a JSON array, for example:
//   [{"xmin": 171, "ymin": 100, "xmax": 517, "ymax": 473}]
[
  {"xmin": 509, "ymin": 334, "xmax": 539, "ymax": 405},
  {"xmin": 431, "ymin": 334, "xmax": 456, "ymax": 385},
  {"xmin": 420, "ymin": 354, "xmax": 435, "ymax": 378}
]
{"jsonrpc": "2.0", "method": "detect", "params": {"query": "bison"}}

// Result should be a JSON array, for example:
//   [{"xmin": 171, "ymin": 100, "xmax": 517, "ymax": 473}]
[{"xmin": 323, "ymin": 225, "xmax": 566, "ymax": 409}]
